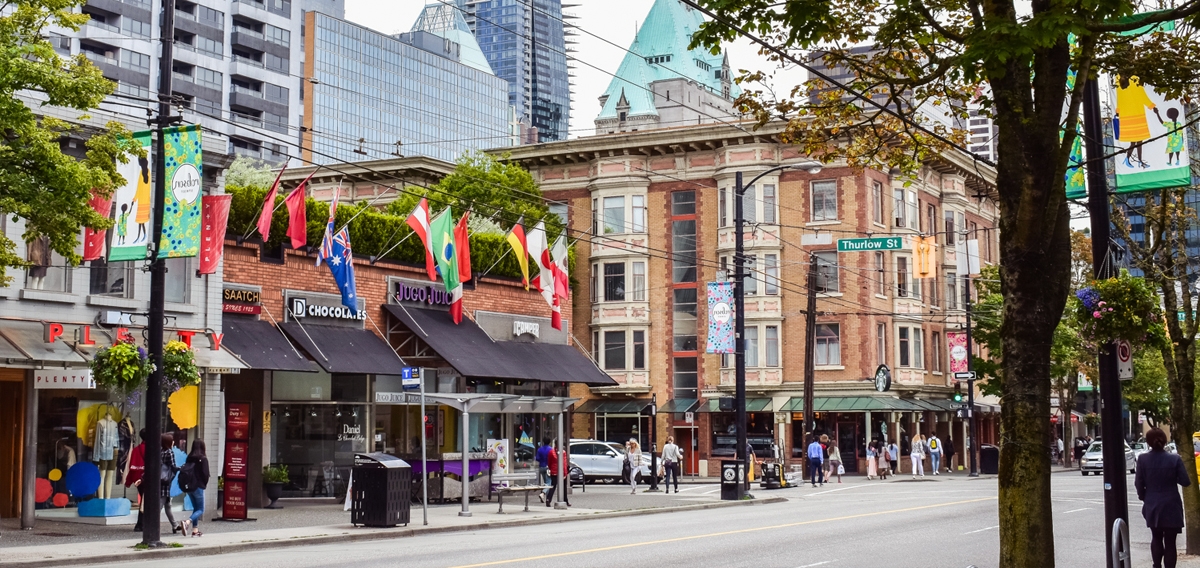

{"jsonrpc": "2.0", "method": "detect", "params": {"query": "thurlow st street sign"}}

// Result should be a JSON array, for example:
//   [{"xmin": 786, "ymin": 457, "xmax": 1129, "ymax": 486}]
[{"xmin": 837, "ymin": 237, "xmax": 905, "ymax": 252}]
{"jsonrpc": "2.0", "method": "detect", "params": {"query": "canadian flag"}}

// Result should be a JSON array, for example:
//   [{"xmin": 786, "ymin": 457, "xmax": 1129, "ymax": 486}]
[
  {"xmin": 406, "ymin": 198, "xmax": 437, "ymax": 281},
  {"xmin": 526, "ymin": 222, "xmax": 561, "ymax": 330}
]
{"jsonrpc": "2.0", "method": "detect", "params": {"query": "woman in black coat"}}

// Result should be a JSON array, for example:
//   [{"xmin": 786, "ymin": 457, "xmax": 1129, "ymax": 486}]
[{"xmin": 1135, "ymin": 427, "xmax": 1191, "ymax": 568}]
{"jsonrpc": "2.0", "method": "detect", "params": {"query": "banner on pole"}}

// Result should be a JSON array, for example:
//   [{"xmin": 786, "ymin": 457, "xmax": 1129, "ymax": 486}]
[
  {"xmin": 199, "ymin": 194, "xmax": 232, "ymax": 274},
  {"xmin": 706, "ymin": 282, "xmax": 735, "ymax": 354},
  {"xmin": 948, "ymin": 332, "xmax": 969, "ymax": 373},
  {"xmin": 158, "ymin": 125, "xmax": 204, "ymax": 258},
  {"xmin": 108, "ymin": 132, "xmax": 153, "ymax": 261}
]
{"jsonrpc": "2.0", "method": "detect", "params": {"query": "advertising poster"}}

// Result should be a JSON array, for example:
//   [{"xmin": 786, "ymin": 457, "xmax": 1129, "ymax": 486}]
[
  {"xmin": 706, "ymin": 282, "xmax": 735, "ymax": 354},
  {"xmin": 947, "ymin": 332, "xmax": 969, "ymax": 373},
  {"xmin": 1112, "ymin": 22, "xmax": 1189, "ymax": 193},
  {"xmin": 159, "ymin": 125, "xmax": 204, "ymax": 258},
  {"xmin": 108, "ymin": 131, "xmax": 153, "ymax": 261},
  {"xmin": 223, "ymin": 402, "xmax": 251, "ymax": 520},
  {"xmin": 487, "ymin": 439, "xmax": 509, "ymax": 475}
]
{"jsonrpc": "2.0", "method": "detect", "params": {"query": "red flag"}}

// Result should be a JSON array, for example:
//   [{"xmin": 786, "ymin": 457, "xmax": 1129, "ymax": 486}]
[
  {"xmin": 199, "ymin": 194, "xmax": 232, "ymax": 275},
  {"xmin": 405, "ymin": 198, "xmax": 437, "ymax": 281},
  {"xmin": 284, "ymin": 187, "xmax": 307, "ymax": 250},
  {"xmin": 82, "ymin": 191, "xmax": 112, "ymax": 261},
  {"xmin": 455, "ymin": 212, "xmax": 471, "ymax": 282},
  {"xmin": 256, "ymin": 165, "xmax": 286, "ymax": 241}
]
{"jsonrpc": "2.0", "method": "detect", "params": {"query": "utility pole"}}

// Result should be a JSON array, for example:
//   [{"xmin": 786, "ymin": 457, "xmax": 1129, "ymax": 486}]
[
  {"xmin": 733, "ymin": 171, "xmax": 748, "ymax": 495},
  {"xmin": 802, "ymin": 254, "xmax": 818, "ymax": 483},
  {"xmin": 142, "ymin": 0, "xmax": 179, "ymax": 547},
  {"xmin": 1083, "ymin": 65, "xmax": 1127, "ymax": 568},
  {"xmin": 647, "ymin": 393, "xmax": 660, "ymax": 491},
  {"xmin": 963, "ymin": 274, "xmax": 978, "ymax": 477}
]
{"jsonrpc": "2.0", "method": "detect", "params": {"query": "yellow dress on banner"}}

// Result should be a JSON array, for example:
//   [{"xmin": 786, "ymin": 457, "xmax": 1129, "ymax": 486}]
[{"xmin": 168, "ymin": 385, "xmax": 199, "ymax": 429}]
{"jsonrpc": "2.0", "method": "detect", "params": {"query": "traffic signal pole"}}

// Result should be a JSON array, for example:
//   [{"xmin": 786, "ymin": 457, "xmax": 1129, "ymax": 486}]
[{"xmin": 964, "ymin": 274, "xmax": 978, "ymax": 477}]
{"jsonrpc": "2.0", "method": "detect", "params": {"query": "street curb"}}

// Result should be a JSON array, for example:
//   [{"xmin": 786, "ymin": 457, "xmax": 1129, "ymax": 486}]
[{"xmin": 1, "ymin": 497, "xmax": 787, "ymax": 568}]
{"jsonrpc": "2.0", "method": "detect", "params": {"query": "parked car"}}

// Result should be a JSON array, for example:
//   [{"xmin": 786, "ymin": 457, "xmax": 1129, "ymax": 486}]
[
  {"xmin": 1131, "ymin": 441, "xmax": 1149, "ymax": 461},
  {"xmin": 568, "ymin": 439, "xmax": 659, "ymax": 482},
  {"xmin": 1079, "ymin": 441, "xmax": 1136, "ymax": 475}
]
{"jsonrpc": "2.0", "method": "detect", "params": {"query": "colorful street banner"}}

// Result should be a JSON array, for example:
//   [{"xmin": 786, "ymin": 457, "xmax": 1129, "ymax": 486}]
[
  {"xmin": 108, "ymin": 131, "xmax": 153, "ymax": 261},
  {"xmin": 199, "ymin": 194, "xmax": 232, "ymax": 275},
  {"xmin": 706, "ymin": 282, "xmax": 735, "ymax": 354},
  {"xmin": 1112, "ymin": 21, "xmax": 1189, "ymax": 193},
  {"xmin": 948, "ymin": 332, "xmax": 968, "ymax": 373},
  {"xmin": 82, "ymin": 191, "xmax": 113, "ymax": 261},
  {"xmin": 158, "ymin": 125, "xmax": 204, "ymax": 258},
  {"xmin": 1063, "ymin": 34, "xmax": 1088, "ymax": 200}
]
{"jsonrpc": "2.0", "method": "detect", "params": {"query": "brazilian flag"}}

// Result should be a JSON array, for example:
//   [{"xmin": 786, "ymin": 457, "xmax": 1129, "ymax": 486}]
[{"xmin": 430, "ymin": 208, "xmax": 459, "ymax": 294}]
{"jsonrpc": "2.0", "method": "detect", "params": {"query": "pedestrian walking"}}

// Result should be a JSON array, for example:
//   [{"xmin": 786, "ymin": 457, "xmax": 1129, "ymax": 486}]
[
  {"xmin": 945, "ymin": 436, "xmax": 957, "ymax": 472},
  {"xmin": 928, "ymin": 433, "xmax": 944, "ymax": 475},
  {"xmin": 626, "ymin": 439, "xmax": 642, "ymax": 494},
  {"xmin": 806, "ymin": 437, "xmax": 824, "ymax": 487},
  {"xmin": 909, "ymin": 434, "xmax": 925, "ymax": 478},
  {"xmin": 866, "ymin": 443, "xmax": 878, "ymax": 480},
  {"xmin": 878, "ymin": 442, "xmax": 891, "ymax": 479},
  {"xmin": 182, "ymin": 439, "xmax": 209, "ymax": 537},
  {"xmin": 887, "ymin": 440, "xmax": 900, "ymax": 473},
  {"xmin": 662, "ymin": 436, "xmax": 683, "ymax": 493},
  {"xmin": 1056, "ymin": 436, "xmax": 1065, "ymax": 466},
  {"xmin": 827, "ymin": 442, "xmax": 843, "ymax": 483},
  {"xmin": 536, "ymin": 438, "xmax": 552, "ymax": 503},
  {"xmin": 1136, "ymin": 428, "xmax": 1190, "ymax": 568},
  {"xmin": 159, "ymin": 433, "xmax": 181, "ymax": 534},
  {"xmin": 126, "ymin": 429, "xmax": 147, "ymax": 532},
  {"xmin": 544, "ymin": 439, "xmax": 571, "ymax": 507}
]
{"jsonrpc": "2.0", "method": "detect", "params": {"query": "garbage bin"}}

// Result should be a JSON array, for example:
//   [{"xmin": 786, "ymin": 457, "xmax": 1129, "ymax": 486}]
[
  {"xmin": 350, "ymin": 453, "xmax": 411, "ymax": 527},
  {"xmin": 720, "ymin": 460, "xmax": 745, "ymax": 500},
  {"xmin": 980, "ymin": 445, "xmax": 1000, "ymax": 475}
]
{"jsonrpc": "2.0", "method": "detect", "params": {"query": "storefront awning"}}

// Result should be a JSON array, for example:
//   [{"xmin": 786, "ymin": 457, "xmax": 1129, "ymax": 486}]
[
  {"xmin": 279, "ymin": 322, "xmax": 407, "ymax": 375},
  {"xmin": 385, "ymin": 305, "xmax": 616, "ymax": 385},
  {"xmin": 696, "ymin": 398, "xmax": 773, "ymax": 412},
  {"xmin": 779, "ymin": 396, "xmax": 929, "ymax": 412},
  {"xmin": 0, "ymin": 321, "xmax": 87, "ymax": 366},
  {"xmin": 659, "ymin": 399, "xmax": 699, "ymax": 413},
  {"xmin": 222, "ymin": 319, "xmax": 319, "ymax": 373},
  {"xmin": 574, "ymin": 399, "xmax": 654, "ymax": 414},
  {"xmin": 419, "ymin": 393, "xmax": 580, "ymax": 414}
]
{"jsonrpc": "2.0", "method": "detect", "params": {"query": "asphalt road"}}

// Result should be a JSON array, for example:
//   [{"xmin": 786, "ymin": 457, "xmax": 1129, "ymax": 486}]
[{"xmin": 89, "ymin": 472, "xmax": 1175, "ymax": 568}]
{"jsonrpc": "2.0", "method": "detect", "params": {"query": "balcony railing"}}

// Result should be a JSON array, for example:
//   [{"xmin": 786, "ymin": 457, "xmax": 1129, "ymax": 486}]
[
  {"xmin": 172, "ymin": 71, "xmax": 193, "ymax": 84},
  {"xmin": 83, "ymin": 51, "xmax": 118, "ymax": 67},
  {"xmin": 230, "ymin": 84, "xmax": 263, "ymax": 98},
  {"xmin": 233, "ymin": 27, "xmax": 264, "ymax": 39},
  {"xmin": 86, "ymin": 19, "xmax": 119, "ymax": 33},
  {"xmin": 231, "ymin": 54, "xmax": 263, "ymax": 68}
]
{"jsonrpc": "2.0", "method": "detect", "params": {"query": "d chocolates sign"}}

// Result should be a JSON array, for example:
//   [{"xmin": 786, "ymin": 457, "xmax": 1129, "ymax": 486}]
[{"xmin": 284, "ymin": 290, "xmax": 366, "ymax": 327}]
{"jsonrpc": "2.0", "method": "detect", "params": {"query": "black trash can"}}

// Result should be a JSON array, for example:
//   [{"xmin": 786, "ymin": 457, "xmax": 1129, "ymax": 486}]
[
  {"xmin": 980, "ymin": 445, "xmax": 1000, "ymax": 475},
  {"xmin": 720, "ymin": 460, "xmax": 745, "ymax": 500},
  {"xmin": 350, "ymin": 453, "xmax": 411, "ymax": 527}
]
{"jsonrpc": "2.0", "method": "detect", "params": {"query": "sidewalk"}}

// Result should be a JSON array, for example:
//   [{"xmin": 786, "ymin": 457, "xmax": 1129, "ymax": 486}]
[{"xmin": 0, "ymin": 490, "xmax": 784, "ymax": 567}]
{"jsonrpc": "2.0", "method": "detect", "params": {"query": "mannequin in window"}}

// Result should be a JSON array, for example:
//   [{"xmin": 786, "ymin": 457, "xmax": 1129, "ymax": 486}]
[
  {"xmin": 94, "ymin": 412, "xmax": 119, "ymax": 499},
  {"xmin": 26, "ymin": 235, "xmax": 49, "ymax": 289}
]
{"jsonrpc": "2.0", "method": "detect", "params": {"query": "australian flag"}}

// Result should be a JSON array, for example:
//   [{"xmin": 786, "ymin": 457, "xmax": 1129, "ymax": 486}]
[{"xmin": 318, "ymin": 218, "xmax": 357, "ymax": 311}]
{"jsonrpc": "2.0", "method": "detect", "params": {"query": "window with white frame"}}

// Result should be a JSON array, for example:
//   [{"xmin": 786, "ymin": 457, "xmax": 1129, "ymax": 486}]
[
  {"xmin": 722, "ymin": 184, "xmax": 777, "ymax": 226},
  {"xmin": 872, "ymin": 181, "xmax": 884, "ymax": 224},
  {"xmin": 907, "ymin": 191, "xmax": 919, "ymax": 230},
  {"xmin": 877, "ymin": 323, "xmax": 887, "ymax": 366},
  {"xmin": 744, "ymin": 326, "xmax": 759, "ymax": 367},
  {"xmin": 766, "ymin": 325, "xmax": 780, "ymax": 367},
  {"xmin": 926, "ymin": 204, "xmax": 937, "ymax": 238},
  {"xmin": 165, "ymin": 257, "xmax": 190, "ymax": 303},
  {"xmin": 764, "ymin": 254, "xmax": 779, "ymax": 295},
  {"xmin": 816, "ymin": 324, "xmax": 841, "ymax": 365},
  {"xmin": 811, "ymin": 180, "xmax": 837, "ymax": 221},
  {"xmin": 633, "ymin": 330, "xmax": 646, "ymax": 369},
  {"xmin": 592, "ymin": 331, "xmax": 599, "ymax": 363},
  {"xmin": 742, "ymin": 184, "xmax": 757, "ymax": 224},
  {"xmin": 930, "ymin": 275, "xmax": 939, "ymax": 308},
  {"xmin": 719, "ymin": 187, "xmax": 728, "ymax": 227},
  {"xmin": 815, "ymin": 251, "xmax": 839, "ymax": 293},
  {"xmin": 932, "ymin": 331, "xmax": 942, "ymax": 372},
  {"xmin": 915, "ymin": 327, "xmax": 924, "ymax": 369},
  {"xmin": 894, "ymin": 188, "xmax": 906, "ymax": 228},
  {"xmin": 632, "ymin": 195, "xmax": 646, "ymax": 232},
  {"xmin": 896, "ymin": 256, "xmax": 909, "ymax": 297},
  {"xmin": 898, "ymin": 325, "xmax": 924, "ymax": 369},
  {"xmin": 743, "ymin": 254, "xmax": 758, "ymax": 296},
  {"xmin": 763, "ymin": 184, "xmax": 777, "ymax": 224},
  {"xmin": 631, "ymin": 261, "xmax": 646, "ymax": 301},
  {"xmin": 590, "ymin": 263, "xmax": 598, "ymax": 302},
  {"xmin": 945, "ymin": 209, "xmax": 956, "ymax": 245},
  {"xmin": 723, "ymin": 323, "xmax": 782, "ymax": 368},
  {"xmin": 899, "ymin": 326, "xmax": 911, "ymax": 367},
  {"xmin": 603, "ymin": 196, "xmax": 625, "ymax": 233},
  {"xmin": 875, "ymin": 251, "xmax": 886, "ymax": 295},
  {"xmin": 603, "ymin": 262, "xmax": 625, "ymax": 301},
  {"xmin": 603, "ymin": 330, "xmax": 626, "ymax": 371},
  {"xmin": 946, "ymin": 272, "xmax": 958, "ymax": 309}
]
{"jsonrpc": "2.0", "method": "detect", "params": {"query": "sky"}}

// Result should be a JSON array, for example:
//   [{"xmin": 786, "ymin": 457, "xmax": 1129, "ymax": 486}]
[{"xmin": 343, "ymin": 0, "xmax": 807, "ymax": 139}]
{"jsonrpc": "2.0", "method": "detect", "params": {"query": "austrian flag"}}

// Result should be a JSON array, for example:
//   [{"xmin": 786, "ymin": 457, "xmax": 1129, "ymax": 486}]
[{"xmin": 406, "ymin": 198, "xmax": 437, "ymax": 281}]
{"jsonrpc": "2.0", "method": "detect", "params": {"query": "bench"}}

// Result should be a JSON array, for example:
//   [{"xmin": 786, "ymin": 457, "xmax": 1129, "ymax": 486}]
[{"xmin": 490, "ymin": 472, "xmax": 547, "ymax": 513}]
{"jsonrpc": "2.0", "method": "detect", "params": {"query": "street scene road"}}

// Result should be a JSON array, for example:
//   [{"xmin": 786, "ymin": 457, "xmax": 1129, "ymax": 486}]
[{"xmin": 72, "ymin": 473, "xmax": 1179, "ymax": 568}]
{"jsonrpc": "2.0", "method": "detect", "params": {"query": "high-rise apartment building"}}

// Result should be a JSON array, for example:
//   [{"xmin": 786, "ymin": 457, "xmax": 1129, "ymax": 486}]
[
  {"xmin": 456, "ymin": 0, "xmax": 572, "ymax": 142},
  {"xmin": 300, "ymin": 6, "xmax": 511, "ymax": 165},
  {"xmin": 39, "ymin": 0, "xmax": 343, "ymax": 165}
]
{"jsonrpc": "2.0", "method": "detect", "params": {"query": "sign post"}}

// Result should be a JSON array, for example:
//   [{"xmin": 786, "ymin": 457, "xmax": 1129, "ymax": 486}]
[
  {"xmin": 1116, "ymin": 340, "xmax": 1133, "ymax": 380},
  {"xmin": 402, "ymin": 367, "xmax": 427, "ymax": 526}
]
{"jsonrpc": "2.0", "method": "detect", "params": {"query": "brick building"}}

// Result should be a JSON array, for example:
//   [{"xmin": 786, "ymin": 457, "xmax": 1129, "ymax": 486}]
[{"xmin": 501, "ymin": 121, "xmax": 1002, "ymax": 477}]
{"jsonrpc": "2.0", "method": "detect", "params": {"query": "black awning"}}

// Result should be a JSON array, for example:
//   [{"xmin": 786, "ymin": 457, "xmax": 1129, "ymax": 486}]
[
  {"xmin": 222, "ymin": 319, "xmax": 320, "ymax": 372},
  {"xmin": 575, "ymin": 399, "xmax": 653, "ymax": 414},
  {"xmin": 385, "ymin": 305, "xmax": 616, "ymax": 385},
  {"xmin": 279, "ymin": 322, "xmax": 407, "ymax": 375}
]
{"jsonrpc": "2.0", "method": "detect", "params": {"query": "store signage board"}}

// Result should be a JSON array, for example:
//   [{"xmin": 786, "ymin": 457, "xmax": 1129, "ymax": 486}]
[
  {"xmin": 34, "ymin": 369, "xmax": 95, "ymax": 389},
  {"xmin": 284, "ymin": 290, "xmax": 366, "ymax": 327},
  {"xmin": 837, "ymin": 237, "xmax": 905, "ymax": 252},
  {"xmin": 401, "ymin": 367, "xmax": 422, "ymax": 390},
  {"xmin": 223, "ymin": 303, "xmax": 261, "ymax": 315},
  {"xmin": 376, "ymin": 392, "xmax": 408, "ymax": 403}
]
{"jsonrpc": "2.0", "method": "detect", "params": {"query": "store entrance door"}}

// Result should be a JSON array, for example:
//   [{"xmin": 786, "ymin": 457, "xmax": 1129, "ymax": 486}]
[
  {"xmin": 837, "ymin": 420, "xmax": 859, "ymax": 473},
  {"xmin": 0, "ymin": 378, "xmax": 25, "ymax": 518},
  {"xmin": 673, "ymin": 427, "xmax": 698, "ymax": 475}
]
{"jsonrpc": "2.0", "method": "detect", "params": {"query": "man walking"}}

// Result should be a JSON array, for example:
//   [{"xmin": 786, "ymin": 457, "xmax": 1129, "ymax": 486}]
[
  {"xmin": 807, "ymin": 436, "xmax": 825, "ymax": 487},
  {"xmin": 928, "ymin": 433, "xmax": 944, "ymax": 475},
  {"xmin": 536, "ymin": 438, "xmax": 552, "ymax": 503},
  {"xmin": 887, "ymin": 439, "xmax": 900, "ymax": 474}
]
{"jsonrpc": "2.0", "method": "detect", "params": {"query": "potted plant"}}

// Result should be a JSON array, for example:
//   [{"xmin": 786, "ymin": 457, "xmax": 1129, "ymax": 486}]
[
  {"xmin": 262, "ymin": 464, "xmax": 289, "ymax": 509},
  {"xmin": 1074, "ymin": 271, "xmax": 1166, "ymax": 349},
  {"xmin": 90, "ymin": 339, "xmax": 153, "ymax": 405},
  {"xmin": 162, "ymin": 340, "xmax": 202, "ymax": 393}
]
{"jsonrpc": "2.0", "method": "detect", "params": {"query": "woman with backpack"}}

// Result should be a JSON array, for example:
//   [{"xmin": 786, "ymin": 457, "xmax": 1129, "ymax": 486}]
[
  {"xmin": 159, "ymin": 433, "xmax": 182, "ymax": 534},
  {"xmin": 181, "ymin": 439, "xmax": 210, "ymax": 537}
]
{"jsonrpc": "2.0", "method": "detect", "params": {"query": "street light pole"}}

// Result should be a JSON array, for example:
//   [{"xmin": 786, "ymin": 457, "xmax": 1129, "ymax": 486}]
[{"xmin": 648, "ymin": 393, "xmax": 659, "ymax": 491}]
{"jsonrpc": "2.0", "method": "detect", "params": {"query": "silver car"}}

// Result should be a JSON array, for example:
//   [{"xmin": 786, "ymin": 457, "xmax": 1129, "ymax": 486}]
[
  {"xmin": 1080, "ymin": 441, "xmax": 1136, "ymax": 475},
  {"xmin": 568, "ymin": 439, "xmax": 657, "ymax": 482}
]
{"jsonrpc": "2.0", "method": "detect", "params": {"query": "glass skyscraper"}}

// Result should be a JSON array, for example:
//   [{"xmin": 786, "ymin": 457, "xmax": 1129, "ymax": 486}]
[
  {"xmin": 457, "ymin": 0, "xmax": 571, "ymax": 142},
  {"xmin": 302, "ymin": 10, "xmax": 511, "ymax": 165}
]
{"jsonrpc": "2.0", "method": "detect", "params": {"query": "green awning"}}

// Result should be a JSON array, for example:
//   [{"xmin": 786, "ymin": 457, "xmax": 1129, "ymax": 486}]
[
  {"xmin": 659, "ymin": 399, "xmax": 699, "ymax": 413},
  {"xmin": 574, "ymin": 399, "xmax": 653, "ymax": 414},
  {"xmin": 779, "ymin": 396, "xmax": 929, "ymax": 412},
  {"xmin": 696, "ymin": 398, "xmax": 772, "ymax": 412}
]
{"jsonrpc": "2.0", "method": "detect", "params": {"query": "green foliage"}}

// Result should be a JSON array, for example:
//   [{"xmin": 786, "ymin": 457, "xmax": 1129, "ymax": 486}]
[
  {"xmin": 90, "ymin": 341, "xmax": 152, "ymax": 398},
  {"xmin": 162, "ymin": 340, "xmax": 201, "ymax": 393},
  {"xmin": 262, "ymin": 464, "xmax": 289, "ymax": 484},
  {"xmin": 1126, "ymin": 348, "xmax": 1172, "ymax": 427},
  {"xmin": 1073, "ymin": 271, "xmax": 1167, "ymax": 349},
  {"xmin": 0, "ymin": 0, "xmax": 142, "ymax": 283},
  {"xmin": 224, "ymin": 156, "xmax": 276, "ymax": 189}
]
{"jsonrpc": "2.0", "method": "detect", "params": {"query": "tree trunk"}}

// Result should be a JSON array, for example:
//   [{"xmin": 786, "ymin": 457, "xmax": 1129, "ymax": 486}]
[{"xmin": 1157, "ymin": 277, "xmax": 1200, "ymax": 553}]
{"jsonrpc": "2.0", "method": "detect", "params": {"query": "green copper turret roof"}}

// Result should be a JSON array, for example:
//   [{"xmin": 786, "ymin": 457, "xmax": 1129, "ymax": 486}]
[{"xmin": 597, "ymin": 0, "xmax": 740, "ymax": 120}]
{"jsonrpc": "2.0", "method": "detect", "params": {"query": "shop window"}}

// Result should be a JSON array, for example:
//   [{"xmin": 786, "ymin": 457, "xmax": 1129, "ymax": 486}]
[
  {"xmin": 633, "ymin": 330, "xmax": 646, "ymax": 369},
  {"xmin": 811, "ymin": 180, "xmax": 837, "ymax": 221},
  {"xmin": 602, "ymin": 196, "xmax": 625, "ymax": 233},
  {"xmin": 25, "ymin": 238, "xmax": 68, "ymax": 292},
  {"xmin": 603, "ymin": 262, "xmax": 625, "ymax": 302},
  {"xmin": 766, "ymin": 325, "xmax": 779, "ymax": 367},
  {"xmin": 745, "ymin": 326, "xmax": 758, "ymax": 367},
  {"xmin": 673, "ymin": 357, "xmax": 697, "ymax": 399},
  {"xmin": 603, "ymin": 330, "xmax": 626, "ymax": 371},
  {"xmin": 816, "ymin": 324, "xmax": 840, "ymax": 366},
  {"xmin": 815, "ymin": 251, "xmax": 839, "ymax": 293},
  {"xmin": 631, "ymin": 261, "xmax": 646, "ymax": 301},
  {"xmin": 89, "ymin": 259, "xmax": 133, "ymax": 297}
]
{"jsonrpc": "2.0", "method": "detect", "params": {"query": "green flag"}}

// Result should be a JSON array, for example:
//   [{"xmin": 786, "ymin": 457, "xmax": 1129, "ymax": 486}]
[{"xmin": 429, "ymin": 208, "xmax": 459, "ymax": 293}]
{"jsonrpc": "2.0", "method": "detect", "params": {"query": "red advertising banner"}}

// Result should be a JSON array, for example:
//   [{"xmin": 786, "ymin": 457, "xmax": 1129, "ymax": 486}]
[
  {"xmin": 82, "ymin": 191, "xmax": 113, "ymax": 262},
  {"xmin": 200, "ymin": 194, "xmax": 232, "ymax": 275},
  {"xmin": 223, "ymin": 402, "xmax": 251, "ymax": 520},
  {"xmin": 222, "ymin": 479, "xmax": 247, "ymax": 520},
  {"xmin": 226, "ymin": 403, "xmax": 251, "ymax": 441},
  {"xmin": 947, "ymin": 332, "xmax": 968, "ymax": 374},
  {"xmin": 225, "ymin": 441, "xmax": 249, "ymax": 479}
]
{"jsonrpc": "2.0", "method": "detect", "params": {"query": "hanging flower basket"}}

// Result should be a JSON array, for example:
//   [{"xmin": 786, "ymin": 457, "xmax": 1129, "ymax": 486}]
[
  {"xmin": 1073, "ymin": 272, "xmax": 1166, "ymax": 349},
  {"xmin": 162, "ymin": 340, "xmax": 202, "ymax": 393},
  {"xmin": 90, "ymin": 340, "xmax": 153, "ymax": 403}
]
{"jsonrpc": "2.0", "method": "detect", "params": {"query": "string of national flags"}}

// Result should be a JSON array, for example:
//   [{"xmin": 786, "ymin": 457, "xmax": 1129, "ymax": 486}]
[{"xmin": 252, "ymin": 174, "xmax": 569, "ymax": 329}]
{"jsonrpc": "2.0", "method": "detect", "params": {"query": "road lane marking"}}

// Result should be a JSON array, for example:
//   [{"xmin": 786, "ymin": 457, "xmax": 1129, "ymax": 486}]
[
  {"xmin": 807, "ymin": 484, "xmax": 874, "ymax": 496},
  {"xmin": 964, "ymin": 525, "xmax": 999, "ymax": 534},
  {"xmin": 701, "ymin": 487, "xmax": 722, "ymax": 495},
  {"xmin": 448, "ymin": 497, "xmax": 996, "ymax": 568},
  {"xmin": 673, "ymin": 485, "xmax": 707, "ymax": 493},
  {"xmin": 1061, "ymin": 508, "xmax": 1091, "ymax": 514},
  {"xmin": 796, "ymin": 561, "xmax": 836, "ymax": 568}
]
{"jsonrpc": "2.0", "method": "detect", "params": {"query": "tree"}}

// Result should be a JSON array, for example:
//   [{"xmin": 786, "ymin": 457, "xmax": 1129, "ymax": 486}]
[
  {"xmin": 224, "ymin": 156, "xmax": 276, "ymax": 189},
  {"xmin": 1112, "ymin": 187, "xmax": 1200, "ymax": 549},
  {"xmin": 1126, "ymin": 348, "xmax": 1171, "ymax": 428},
  {"xmin": 690, "ymin": 1, "xmax": 1200, "ymax": 563},
  {"xmin": 0, "ymin": 0, "xmax": 138, "ymax": 284}
]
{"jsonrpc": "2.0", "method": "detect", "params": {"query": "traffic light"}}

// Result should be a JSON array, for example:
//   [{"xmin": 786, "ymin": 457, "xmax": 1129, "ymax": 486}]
[{"xmin": 953, "ymin": 384, "xmax": 964, "ymax": 403}]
